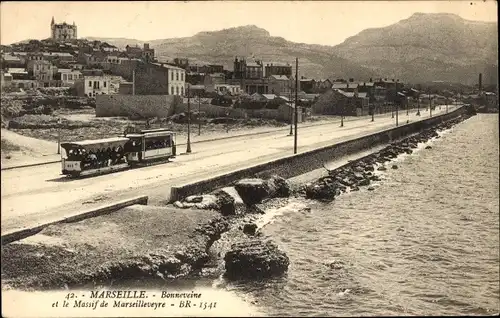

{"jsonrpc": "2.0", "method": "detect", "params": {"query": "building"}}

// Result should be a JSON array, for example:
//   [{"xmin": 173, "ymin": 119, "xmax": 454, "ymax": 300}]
[
  {"xmin": 312, "ymin": 89, "xmax": 369, "ymax": 116},
  {"xmin": 57, "ymin": 69, "xmax": 83, "ymax": 86},
  {"xmin": 314, "ymin": 79, "xmax": 333, "ymax": 93},
  {"xmin": 28, "ymin": 60, "xmax": 57, "ymax": 82},
  {"xmin": 268, "ymin": 75, "xmax": 293, "ymax": 96},
  {"xmin": 1, "ymin": 71, "xmax": 13, "ymax": 88},
  {"xmin": 51, "ymin": 17, "xmax": 77, "ymax": 42},
  {"xmin": 75, "ymin": 75, "xmax": 111, "ymax": 97},
  {"xmin": 213, "ymin": 84, "xmax": 241, "ymax": 96},
  {"xmin": 125, "ymin": 44, "xmax": 155, "ymax": 62},
  {"xmin": 299, "ymin": 77, "xmax": 315, "ymax": 93},
  {"xmin": 1, "ymin": 54, "xmax": 24, "ymax": 69},
  {"xmin": 264, "ymin": 62, "xmax": 292, "ymax": 77},
  {"xmin": 233, "ymin": 57, "xmax": 264, "ymax": 80}
]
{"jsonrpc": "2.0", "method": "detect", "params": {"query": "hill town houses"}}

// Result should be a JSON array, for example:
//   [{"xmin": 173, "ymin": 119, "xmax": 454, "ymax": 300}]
[{"xmin": 1, "ymin": 18, "xmax": 494, "ymax": 117}]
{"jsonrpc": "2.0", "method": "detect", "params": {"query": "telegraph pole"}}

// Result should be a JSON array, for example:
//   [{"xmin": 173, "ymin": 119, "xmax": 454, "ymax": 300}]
[
  {"xmin": 198, "ymin": 91, "xmax": 201, "ymax": 136},
  {"xmin": 289, "ymin": 85, "xmax": 293, "ymax": 136},
  {"xmin": 294, "ymin": 58, "xmax": 298, "ymax": 154},
  {"xmin": 186, "ymin": 85, "xmax": 192, "ymax": 153},
  {"xmin": 132, "ymin": 69, "xmax": 136, "ymax": 95},
  {"xmin": 396, "ymin": 102, "xmax": 399, "ymax": 126},
  {"xmin": 429, "ymin": 89, "xmax": 432, "ymax": 117},
  {"xmin": 417, "ymin": 93, "xmax": 421, "ymax": 116}
]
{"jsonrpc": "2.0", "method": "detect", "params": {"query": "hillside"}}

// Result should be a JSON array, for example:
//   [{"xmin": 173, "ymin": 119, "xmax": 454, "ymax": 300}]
[
  {"xmin": 84, "ymin": 14, "xmax": 497, "ymax": 85},
  {"xmin": 332, "ymin": 13, "xmax": 498, "ymax": 85},
  {"xmin": 87, "ymin": 26, "xmax": 376, "ymax": 80}
]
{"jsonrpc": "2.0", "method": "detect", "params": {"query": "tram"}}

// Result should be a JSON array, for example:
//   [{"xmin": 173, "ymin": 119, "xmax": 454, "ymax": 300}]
[
  {"xmin": 60, "ymin": 137, "xmax": 130, "ymax": 177},
  {"xmin": 60, "ymin": 128, "xmax": 177, "ymax": 177},
  {"xmin": 124, "ymin": 128, "xmax": 177, "ymax": 164}
]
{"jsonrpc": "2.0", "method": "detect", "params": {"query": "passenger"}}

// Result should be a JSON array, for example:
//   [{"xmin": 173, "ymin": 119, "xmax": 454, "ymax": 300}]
[{"xmin": 88, "ymin": 151, "xmax": 97, "ymax": 169}]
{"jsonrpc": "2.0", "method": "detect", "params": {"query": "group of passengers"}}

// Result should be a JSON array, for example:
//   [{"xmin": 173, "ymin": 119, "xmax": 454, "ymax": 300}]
[
  {"xmin": 85, "ymin": 147, "xmax": 126, "ymax": 169},
  {"xmin": 145, "ymin": 140, "xmax": 170, "ymax": 151},
  {"xmin": 67, "ymin": 147, "xmax": 126, "ymax": 170}
]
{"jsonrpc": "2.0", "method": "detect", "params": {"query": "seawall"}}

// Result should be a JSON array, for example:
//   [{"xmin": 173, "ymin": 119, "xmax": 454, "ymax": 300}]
[{"xmin": 170, "ymin": 106, "xmax": 466, "ymax": 202}]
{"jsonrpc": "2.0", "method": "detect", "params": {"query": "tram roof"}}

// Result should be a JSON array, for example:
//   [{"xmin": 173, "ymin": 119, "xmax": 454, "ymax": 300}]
[{"xmin": 61, "ymin": 137, "xmax": 129, "ymax": 148}]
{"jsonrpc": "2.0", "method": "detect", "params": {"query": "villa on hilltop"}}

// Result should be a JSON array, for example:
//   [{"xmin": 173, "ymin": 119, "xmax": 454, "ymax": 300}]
[{"xmin": 51, "ymin": 17, "xmax": 77, "ymax": 42}]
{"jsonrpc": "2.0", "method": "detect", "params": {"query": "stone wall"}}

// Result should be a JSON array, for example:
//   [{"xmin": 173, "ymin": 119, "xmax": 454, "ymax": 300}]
[
  {"xmin": 96, "ymin": 95, "xmax": 181, "ymax": 118},
  {"xmin": 175, "ymin": 103, "xmax": 286, "ymax": 121},
  {"xmin": 170, "ymin": 106, "xmax": 466, "ymax": 201}
]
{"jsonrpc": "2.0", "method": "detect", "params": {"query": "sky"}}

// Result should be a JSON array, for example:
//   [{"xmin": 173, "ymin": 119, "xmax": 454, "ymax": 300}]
[{"xmin": 1, "ymin": 1, "xmax": 497, "ymax": 46}]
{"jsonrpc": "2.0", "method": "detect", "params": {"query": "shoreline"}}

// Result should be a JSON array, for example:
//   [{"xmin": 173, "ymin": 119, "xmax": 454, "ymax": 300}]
[{"xmin": 1, "ymin": 110, "xmax": 476, "ymax": 291}]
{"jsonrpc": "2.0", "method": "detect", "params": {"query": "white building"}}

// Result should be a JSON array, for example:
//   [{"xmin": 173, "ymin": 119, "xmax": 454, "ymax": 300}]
[
  {"xmin": 83, "ymin": 75, "xmax": 111, "ymax": 97},
  {"xmin": 153, "ymin": 63, "xmax": 186, "ymax": 96},
  {"xmin": 59, "ymin": 69, "xmax": 83, "ymax": 86},
  {"xmin": 214, "ymin": 84, "xmax": 242, "ymax": 95}
]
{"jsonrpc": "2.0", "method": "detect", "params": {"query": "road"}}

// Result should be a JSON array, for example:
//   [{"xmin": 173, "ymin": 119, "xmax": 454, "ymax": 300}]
[{"xmin": 1, "ymin": 107, "xmax": 455, "ymax": 234}]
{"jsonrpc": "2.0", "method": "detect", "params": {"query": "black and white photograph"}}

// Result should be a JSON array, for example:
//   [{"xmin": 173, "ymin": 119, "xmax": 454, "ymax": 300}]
[{"xmin": 1, "ymin": 1, "xmax": 498, "ymax": 316}]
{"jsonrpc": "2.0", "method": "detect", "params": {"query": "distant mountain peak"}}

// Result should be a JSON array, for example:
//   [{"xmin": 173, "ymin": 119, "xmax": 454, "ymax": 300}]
[{"xmin": 195, "ymin": 25, "xmax": 271, "ymax": 38}]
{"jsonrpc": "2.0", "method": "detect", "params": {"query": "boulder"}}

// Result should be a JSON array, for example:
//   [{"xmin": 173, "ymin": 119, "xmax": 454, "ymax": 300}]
[
  {"xmin": 195, "ymin": 194, "xmax": 219, "ymax": 210},
  {"xmin": 224, "ymin": 239, "xmax": 289, "ymax": 279},
  {"xmin": 173, "ymin": 201, "xmax": 184, "ymax": 209},
  {"xmin": 234, "ymin": 178, "xmax": 271, "ymax": 205},
  {"xmin": 358, "ymin": 178, "xmax": 371, "ymax": 187},
  {"xmin": 391, "ymin": 164, "xmax": 398, "ymax": 170},
  {"xmin": 377, "ymin": 166, "xmax": 387, "ymax": 171},
  {"xmin": 185, "ymin": 195, "xmax": 203, "ymax": 203},
  {"xmin": 212, "ymin": 189, "xmax": 236, "ymax": 216},
  {"xmin": 305, "ymin": 181, "xmax": 340, "ymax": 201},
  {"xmin": 266, "ymin": 175, "xmax": 291, "ymax": 198},
  {"xmin": 425, "ymin": 145, "xmax": 432, "ymax": 149},
  {"xmin": 220, "ymin": 187, "xmax": 246, "ymax": 215},
  {"xmin": 242, "ymin": 223, "xmax": 258, "ymax": 236}
]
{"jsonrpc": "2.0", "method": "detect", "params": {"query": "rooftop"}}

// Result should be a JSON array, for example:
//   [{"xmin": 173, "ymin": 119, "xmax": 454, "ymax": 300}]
[
  {"xmin": 7, "ymin": 68, "xmax": 27, "ymax": 74},
  {"xmin": 270, "ymin": 75, "xmax": 289, "ymax": 80}
]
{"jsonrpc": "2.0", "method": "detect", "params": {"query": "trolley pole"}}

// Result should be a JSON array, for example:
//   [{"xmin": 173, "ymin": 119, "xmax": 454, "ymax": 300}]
[
  {"xmin": 294, "ymin": 57, "xmax": 298, "ymax": 154},
  {"xmin": 198, "ymin": 92, "xmax": 201, "ymax": 136},
  {"xmin": 429, "ymin": 90, "xmax": 432, "ymax": 117},
  {"xmin": 57, "ymin": 118, "xmax": 61, "ymax": 154},
  {"xmin": 340, "ymin": 104, "xmax": 344, "ymax": 127},
  {"xmin": 186, "ymin": 85, "xmax": 192, "ymax": 154},
  {"xmin": 289, "ymin": 86, "xmax": 293, "ymax": 136},
  {"xmin": 132, "ymin": 69, "xmax": 136, "ymax": 96},
  {"xmin": 396, "ymin": 102, "xmax": 399, "ymax": 127},
  {"xmin": 417, "ymin": 94, "xmax": 421, "ymax": 116}
]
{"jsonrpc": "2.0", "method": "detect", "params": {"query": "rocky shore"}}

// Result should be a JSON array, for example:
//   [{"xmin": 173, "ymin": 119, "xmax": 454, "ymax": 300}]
[
  {"xmin": 299, "ymin": 113, "xmax": 475, "ymax": 201},
  {"xmin": 1, "ymin": 113, "xmax": 474, "ymax": 290}
]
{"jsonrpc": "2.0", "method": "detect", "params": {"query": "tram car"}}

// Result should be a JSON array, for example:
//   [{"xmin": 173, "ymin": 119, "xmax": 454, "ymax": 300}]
[
  {"xmin": 124, "ymin": 128, "xmax": 177, "ymax": 165},
  {"xmin": 60, "ymin": 128, "xmax": 176, "ymax": 177},
  {"xmin": 60, "ymin": 137, "xmax": 130, "ymax": 177}
]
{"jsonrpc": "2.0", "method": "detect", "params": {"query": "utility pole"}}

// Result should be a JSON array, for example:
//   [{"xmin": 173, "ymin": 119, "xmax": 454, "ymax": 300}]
[
  {"xmin": 294, "ymin": 58, "xmax": 298, "ymax": 154},
  {"xmin": 198, "ymin": 91, "xmax": 201, "ymax": 136},
  {"xmin": 186, "ymin": 85, "xmax": 192, "ymax": 153},
  {"xmin": 429, "ymin": 88, "xmax": 432, "ymax": 117},
  {"xmin": 132, "ymin": 69, "xmax": 136, "ymax": 95},
  {"xmin": 417, "ymin": 93, "xmax": 421, "ymax": 116},
  {"xmin": 396, "ymin": 101, "xmax": 399, "ymax": 126},
  {"xmin": 289, "ymin": 84, "xmax": 293, "ymax": 136}
]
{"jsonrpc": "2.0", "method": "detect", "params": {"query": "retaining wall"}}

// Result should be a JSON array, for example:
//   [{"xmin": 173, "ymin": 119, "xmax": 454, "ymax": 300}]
[
  {"xmin": 174, "ymin": 103, "xmax": 286, "ymax": 121},
  {"xmin": 2, "ymin": 195, "xmax": 148, "ymax": 245},
  {"xmin": 96, "ymin": 95, "xmax": 181, "ymax": 118},
  {"xmin": 170, "ymin": 107, "xmax": 466, "ymax": 202}
]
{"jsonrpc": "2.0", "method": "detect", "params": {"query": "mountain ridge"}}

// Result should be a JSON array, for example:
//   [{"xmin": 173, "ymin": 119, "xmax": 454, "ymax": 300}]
[{"xmin": 58, "ymin": 13, "xmax": 500, "ymax": 84}]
